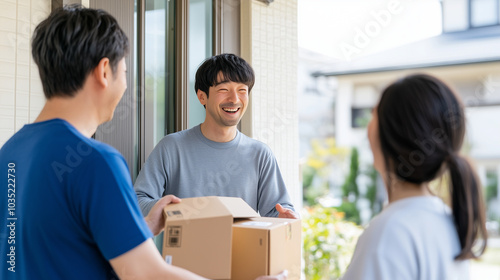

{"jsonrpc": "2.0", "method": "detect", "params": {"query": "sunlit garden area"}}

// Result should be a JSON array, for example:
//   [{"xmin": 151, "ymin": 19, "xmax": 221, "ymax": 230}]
[{"xmin": 300, "ymin": 139, "xmax": 381, "ymax": 279}]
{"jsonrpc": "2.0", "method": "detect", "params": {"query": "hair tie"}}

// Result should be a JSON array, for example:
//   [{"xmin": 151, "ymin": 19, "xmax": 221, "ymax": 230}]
[{"xmin": 446, "ymin": 151, "xmax": 459, "ymax": 163}]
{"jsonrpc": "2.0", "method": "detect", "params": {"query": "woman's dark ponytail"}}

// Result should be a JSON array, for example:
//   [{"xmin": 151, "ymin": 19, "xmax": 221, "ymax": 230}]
[{"xmin": 447, "ymin": 154, "xmax": 487, "ymax": 259}]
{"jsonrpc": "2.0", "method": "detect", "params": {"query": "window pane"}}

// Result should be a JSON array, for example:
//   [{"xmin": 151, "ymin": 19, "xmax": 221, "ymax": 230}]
[
  {"xmin": 141, "ymin": 0, "xmax": 176, "ymax": 254},
  {"xmin": 471, "ymin": 0, "xmax": 499, "ymax": 27},
  {"xmin": 133, "ymin": 0, "xmax": 139, "ymax": 179},
  {"xmin": 188, "ymin": 0, "xmax": 213, "ymax": 128},
  {"xmin": 351, "ymin": 108, "xmax": 372, "ymax": 128},
  {"xmin": 442, "ymin": 0, "xmax": 469, "ymax": 32},
  {"xmin": 144, "ymin": 0, "xmax": 176, "ymax": 146}
]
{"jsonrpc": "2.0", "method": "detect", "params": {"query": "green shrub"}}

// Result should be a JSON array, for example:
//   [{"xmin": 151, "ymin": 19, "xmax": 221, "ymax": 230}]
[
  {"xmin": 302, "ymin": 206, "xmax": 363, "ymax": 280},
  {"xmin": 336, "ymin": 201, "xmax": 361, "ymax": 225}
]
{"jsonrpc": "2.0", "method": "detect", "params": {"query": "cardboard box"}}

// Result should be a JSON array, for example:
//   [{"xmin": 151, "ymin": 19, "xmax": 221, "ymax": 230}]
[
  {"xmin": 232, "ymin": 217, "xmax": 302, "ymax": 280},
  {"xmin": 162, "ymin": 196, "xmax": 259, "ymax": 279},
  {"xmin": 162, "ymin": 196, "xmax": 301, "ymax": 280}
]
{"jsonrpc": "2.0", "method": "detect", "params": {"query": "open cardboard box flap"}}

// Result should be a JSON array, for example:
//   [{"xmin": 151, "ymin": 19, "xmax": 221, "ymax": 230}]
[{"xmin": 162, "ymin": 196, "xmax": 260, "ymax": 221}]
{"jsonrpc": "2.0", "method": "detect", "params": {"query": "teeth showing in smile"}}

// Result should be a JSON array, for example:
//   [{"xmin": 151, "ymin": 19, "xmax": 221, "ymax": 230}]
[{"xmin": 222, "ymin": 108, "xmax": 239, "ymax": 113}]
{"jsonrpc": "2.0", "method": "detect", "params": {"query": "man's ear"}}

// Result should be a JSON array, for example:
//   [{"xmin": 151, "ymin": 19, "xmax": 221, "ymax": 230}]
[
  {"xmin": 197, "ymin": 89, "xmax": 208, "ymax": 106},
  {"xmin": 93, "ymin": 58, "xmax": 111, "ymax": 88}
]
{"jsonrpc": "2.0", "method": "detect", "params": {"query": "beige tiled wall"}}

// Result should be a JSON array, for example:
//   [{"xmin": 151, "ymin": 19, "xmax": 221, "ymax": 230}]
[
  {"xmin": 241, "ymin": 0, "xmax": 301, "ymax": 209},
  {"xmin": 0, "ymin": 0, "xmax": 50, "ymax": 147}
]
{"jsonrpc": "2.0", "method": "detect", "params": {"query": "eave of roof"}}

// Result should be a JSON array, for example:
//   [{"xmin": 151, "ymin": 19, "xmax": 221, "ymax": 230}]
[{"xmin": 313, "ymin": 25, "xmax": 500, "ymax": 77}]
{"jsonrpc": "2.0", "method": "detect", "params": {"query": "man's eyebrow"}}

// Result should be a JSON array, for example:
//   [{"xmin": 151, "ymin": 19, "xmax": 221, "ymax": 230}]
[{"xmin": 214, "ymin": 80, "xmax": 230, "ymax": 87}]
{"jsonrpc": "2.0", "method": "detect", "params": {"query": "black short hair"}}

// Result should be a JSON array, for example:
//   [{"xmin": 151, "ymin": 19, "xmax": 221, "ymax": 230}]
[
  {"xmin": 194, "ymin": 53, "xmax": 255, "ymax": 97},
  {"xmin": 31, "ymin": 4, "xmax": 129, "ymax": 99}
]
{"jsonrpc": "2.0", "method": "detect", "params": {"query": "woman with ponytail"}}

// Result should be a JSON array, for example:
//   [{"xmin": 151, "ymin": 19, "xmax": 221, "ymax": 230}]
[{"xmin": 342, "ymin": 74, "xmax": 487, "ymax": 280}]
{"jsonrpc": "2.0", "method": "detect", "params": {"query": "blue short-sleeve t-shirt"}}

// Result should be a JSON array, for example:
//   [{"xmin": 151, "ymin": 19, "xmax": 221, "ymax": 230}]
[{"xmin": 0, "ymin": 119, "xmax": 153, "ymax": 280}]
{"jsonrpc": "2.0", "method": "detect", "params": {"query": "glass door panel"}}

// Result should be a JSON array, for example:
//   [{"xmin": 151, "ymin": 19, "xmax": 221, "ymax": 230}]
[
  {"xmin": 188, "ymin": 0, "xmax": 213, "ymax": 128},
  {"xmin": 144, "ymin": 0, "xmax": 176, "ymax": 156}
]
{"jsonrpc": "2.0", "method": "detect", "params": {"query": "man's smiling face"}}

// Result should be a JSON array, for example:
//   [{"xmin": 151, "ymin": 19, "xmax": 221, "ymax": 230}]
[{"xmin": 201, "ymin": 73, "xmax": 249, "ymax": 128}]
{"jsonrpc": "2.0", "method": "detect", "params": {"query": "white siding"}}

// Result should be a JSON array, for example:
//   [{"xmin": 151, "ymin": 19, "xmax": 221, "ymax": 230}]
[
  {"xmin": 240, "ymin": 0, "xmax": 301, "ymax": 209},
  {"xmin": 0, "ymin": 0, "xmax": 50, "ymax": 147}
]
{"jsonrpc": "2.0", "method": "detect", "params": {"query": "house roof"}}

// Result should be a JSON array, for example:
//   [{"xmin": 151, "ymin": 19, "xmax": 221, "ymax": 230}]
[{"xmin": 313, "ymin": 25, "xmax": 500, "ymax": 77}]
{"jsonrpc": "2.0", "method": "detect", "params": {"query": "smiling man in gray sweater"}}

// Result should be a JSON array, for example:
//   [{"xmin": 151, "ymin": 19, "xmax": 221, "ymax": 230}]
[{"xmin": 134, "ymin": 53, "xmax": 297, "ymax": 219}]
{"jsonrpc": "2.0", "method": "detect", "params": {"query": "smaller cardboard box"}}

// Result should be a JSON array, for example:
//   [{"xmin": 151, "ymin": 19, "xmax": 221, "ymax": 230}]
[
  {"xmin": 162, "ymin": 196, "xmax": 259, "ymax": 279},
  {"xmin": 232, "ymin": 217, "xmax": 302, "ymax": 280}
]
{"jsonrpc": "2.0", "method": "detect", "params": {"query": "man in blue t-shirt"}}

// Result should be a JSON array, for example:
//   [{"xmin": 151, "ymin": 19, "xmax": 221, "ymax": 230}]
[
  {"xmin": 0, "ymin": 5, "xmax": 205, "ymax": 280},
  {"xmin": 0, "ymin": 5, "xmax": 286, "ymax": 280}
]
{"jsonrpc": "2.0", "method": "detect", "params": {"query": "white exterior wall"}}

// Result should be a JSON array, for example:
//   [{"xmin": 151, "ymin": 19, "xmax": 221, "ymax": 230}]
[
  {"xmin": 0, "ymin": 0, "xmax": 50, "ymax": 147},
  {"xmin": 335, "ymin": 78, "xmax": 353, "ymax": 147},
  {"xmin": 240, "ymin": 0, "xmax": 301, "ymax": 210}
]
